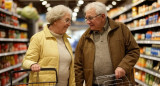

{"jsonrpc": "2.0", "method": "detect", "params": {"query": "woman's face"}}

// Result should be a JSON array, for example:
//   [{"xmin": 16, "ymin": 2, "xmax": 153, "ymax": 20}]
[{"xmin": 54, "ymin": 12, "xmax": 71, "ymax": 34}]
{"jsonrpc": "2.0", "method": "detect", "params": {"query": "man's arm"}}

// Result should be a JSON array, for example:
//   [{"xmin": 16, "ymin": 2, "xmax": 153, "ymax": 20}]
[{"xmin": 118, "ymin": 23, "xmax": 140, "ymax": 74}]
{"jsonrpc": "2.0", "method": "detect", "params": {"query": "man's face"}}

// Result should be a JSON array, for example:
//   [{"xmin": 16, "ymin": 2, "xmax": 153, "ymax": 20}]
[{"xmin": 85, "ymin": 8, "xmax": 104, "ymax": 31}]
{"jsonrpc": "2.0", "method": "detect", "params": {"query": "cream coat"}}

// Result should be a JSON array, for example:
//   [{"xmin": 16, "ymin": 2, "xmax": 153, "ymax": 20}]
[{"xmin": 22, "ymin": 26, "xmax": 75, "ymax": 86}]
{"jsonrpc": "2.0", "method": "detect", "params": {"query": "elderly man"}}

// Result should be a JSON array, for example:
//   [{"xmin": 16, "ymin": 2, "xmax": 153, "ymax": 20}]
[{"xmin": 74, "ymin": 2, "xmax": 140, "ymax": 86}]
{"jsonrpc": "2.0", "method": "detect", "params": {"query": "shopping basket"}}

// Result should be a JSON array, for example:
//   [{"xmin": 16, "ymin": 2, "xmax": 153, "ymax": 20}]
[
  {"xmin": 96, "ymin": 74, "xmax": 132, "ymax": 86},
  {"xmin": 10, "ymin": 68, "xmax": 58, "ymax": 86}
]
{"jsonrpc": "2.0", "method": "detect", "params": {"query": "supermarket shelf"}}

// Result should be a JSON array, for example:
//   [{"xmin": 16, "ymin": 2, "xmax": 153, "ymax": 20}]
[
  {"xmin": 111, "ymin": 0, "xmax": 146, "ymax": 19},
  {"xmin": 121, "ymin": 18, "xmax": 132, "ymax": 23},
  {"xmin": 12, "ymin": 13, "xmax": 26, "ymax": 20},
  {"xmin": 12, "ymin": 13, "xmax": 21, "ymax": 18},
  {"xmin": 140, "ymin": 54, "xmax": 160, "ymax": 61},
  {"xmin": 0, "ymin": 22, "xmax": 28, "ymax": 31},
  {"xmin": 130, "ymin": 23, "xmax": 160, "ymax": 31},
  {"xmin": 122, "ymin": 7, "xmax": 160, "ymax": 23},
  {"xmin": 13, "ymin": 26, "xmax": 28, "ymax": 31},
  {"xmin": 0, "ymin": 38, "xmax": 29, "ymax": 42},
  {"xmin": 145, "ymin": 7, "xmax": 160, "ymax": 15},
  {"xmin": 144, "ymin": 23, "xmax": 160, "ymax": 28},
  {"xmin": 0, "ymin": 22, "xmax": 13, "ymax": 28},
  {"xmin": 122, "ymin": 15, "xmax": 142, "ymax": 23},
  {"xmin": 130, "ymin": 26, "xmax": 145, "ymax": 31},
  {"xmin": 0, "ymin": 8, "xmax": 12, "ymax": 15},
  {"xmin": 136, "ymin": 40, "xmax": 160, "ymax": 44},
  {"xmin": 0, "ymin": 63, "xmax": 21, "ymax": 74},
  {"xmin": 6, "ymin": 73, "xmax": 28, "ymax": 86},
  {"xmin": 134, "ymin": 65, "xmax": 160, "ymax": 78},
  {"xmin": 111, "ymin": 7, "xmax": 132, "ymax": 19},
  {"xmin": 0, "ymin": 8, "xmax": 24, "ymax": 20},
  {"xmin": 135, "ymin": 79, "xmax": 148, "ymax": 86},
  {"xmin": 132, "ymin": 14, "xmax": 144, "ymax": 21},
  {"xmin": 132, "ymin": 0, "xmax": 146, "ymax": 7},
  {"xmin": 0, "ymin": 50, "xmax": 26, "ymax": 57}
]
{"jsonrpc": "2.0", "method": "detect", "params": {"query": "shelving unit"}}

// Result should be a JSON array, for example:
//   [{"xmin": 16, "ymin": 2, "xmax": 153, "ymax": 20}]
[
  {"xmin": 0, "ymin": 63, "xmax": 21, "ymax": 74},
  {"xmin": 110, "ymin": 0, "xmax": 160, "ymax": 85},
  {"xmin": 0, "ymin": 38, "xmax": 28, "ymax": 42},
  {"xmin": 0, "ymin": 8, "xmax": 12, "ymax": 15},
  {"xmin": 140, "ymin": 54, "xmax": 160, "ymax": 61},
  {"xmin": 136, "ymin": 40, "xmax": 160, "ymax": 44},
  {"xmin": 130, "ymin": 23, "xmax": 160, "ymax": 31},
  {"xmin": 5, "ymin": 73, "xmax": 28, "ymax": 86},
  {"xmin": 0, "ymin": 22, "xmax": 28, "ymax": 31},
  {"xmin": 0, "ymin": 8, "xmax": 29, "ymax": 85},
  {"xmin": 135, "ymin": 65, "xmax": 160, "ymax": 78},
  {"xmin": 135, "ymin": 79, "xmax": 148, "ymax": 86},
  {"xmin": 0, "ymin": 8, "xmax": 26, "ymax": 20},
  {"xmin": 0, "ymin": 50, "xmax": 26, "ymax": 57},
  {"xmin": 111, "ymin": 0, "xmax": 146, "ymax": 19},
  {"xmin": 122, "ymin": 7, "xmax": 160, "ymax": 23}
]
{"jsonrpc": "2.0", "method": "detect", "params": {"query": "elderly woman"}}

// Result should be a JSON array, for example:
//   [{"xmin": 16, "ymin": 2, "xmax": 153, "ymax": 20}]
[{"xmin": 22, "ymin": 5, "xmax": 75, "ymax": 86}]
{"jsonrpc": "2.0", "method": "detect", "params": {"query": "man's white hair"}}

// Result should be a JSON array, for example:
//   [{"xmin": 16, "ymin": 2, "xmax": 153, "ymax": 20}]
[
  {"xmin": 84, "ymin": 2, "xmax": 107, "ymax": 16},
  {"xmin": 46, "ymin": 5, "xmax": 72, "ymax": 24}
]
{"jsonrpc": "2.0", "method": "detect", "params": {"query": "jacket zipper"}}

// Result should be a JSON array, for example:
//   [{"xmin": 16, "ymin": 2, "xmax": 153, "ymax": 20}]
[{"xmin": 107, "ymin": 29, "xmax": 116, "ymax": 72}]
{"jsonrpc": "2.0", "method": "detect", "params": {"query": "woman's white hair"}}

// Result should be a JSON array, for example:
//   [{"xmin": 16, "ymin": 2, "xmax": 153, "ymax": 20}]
[
  {"xmin": 46, "ymin": 5, "xmax": 72, "ymax": 24},
  {"xmin": 84, "ymin": 2, "xmax": 107, "ymax": 16}
]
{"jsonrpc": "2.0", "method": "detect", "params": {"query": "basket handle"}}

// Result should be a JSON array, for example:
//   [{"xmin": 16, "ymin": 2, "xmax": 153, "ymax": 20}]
[{"xmin": 10, "ymin": 68, "xmax": 58, "ymax": 86}]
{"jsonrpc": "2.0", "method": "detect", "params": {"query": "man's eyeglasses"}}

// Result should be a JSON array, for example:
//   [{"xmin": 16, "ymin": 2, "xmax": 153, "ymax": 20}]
[{"xmin": 85, "ymin": 14, "xmax": 101, "ymax": 21}]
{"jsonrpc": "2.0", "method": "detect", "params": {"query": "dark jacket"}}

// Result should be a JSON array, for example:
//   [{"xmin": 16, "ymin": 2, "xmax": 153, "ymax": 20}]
[{"xmin": 74, "ymin": 17, "xmax": 140, "ymax": 86}]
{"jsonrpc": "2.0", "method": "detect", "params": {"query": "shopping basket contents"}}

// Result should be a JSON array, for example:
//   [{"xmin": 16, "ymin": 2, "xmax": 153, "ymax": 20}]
[
  {"xmin": 10, "ymin": 68, "xmax": 58, "ymax": 86},
  {"xmin": 96, "ymin": 74, "xmax": 132, "ymax": 86}
]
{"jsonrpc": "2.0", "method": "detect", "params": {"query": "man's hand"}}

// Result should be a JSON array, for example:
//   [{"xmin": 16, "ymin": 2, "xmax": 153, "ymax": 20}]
[
  {"xmin": 115, "ymin": 67, "xmax": 126, "ymax": 79},
  {"xmin": 31, "ymin": 64, "xmax": 40, "ymax": 72}
]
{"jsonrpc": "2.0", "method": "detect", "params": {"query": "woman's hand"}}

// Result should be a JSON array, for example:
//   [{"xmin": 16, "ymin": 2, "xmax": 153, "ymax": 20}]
[
  {"xmin": 115, "ymin": 67, "xmax": 126, "ymax": 79},
  {"xmin": 31, "ymin": 64, "xmax": 40, "ymax": 72}
]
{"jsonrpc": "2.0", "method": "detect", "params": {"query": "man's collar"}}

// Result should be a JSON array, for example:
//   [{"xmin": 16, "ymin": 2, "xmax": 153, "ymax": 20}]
[
  {"xmin": 93, "ymin": 18, "xmax": 109, "ymax": 35},
  {"xmin": 88, "ymin": 17, "xmax": 119, "ymax": 35}
]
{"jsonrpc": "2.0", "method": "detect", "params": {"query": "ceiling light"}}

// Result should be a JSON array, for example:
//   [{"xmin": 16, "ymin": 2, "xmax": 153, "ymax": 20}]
[
  {"xmin": 42, "ymin": 1, "xmax": 47, "ymax": 5},
  {"xmin": 40, "ymin": 0, "xmax": 44, "ymax": 1},
  {"xmin": 47, "ymin": 7, "xmax": 52, "ymax": 11},
  {"xmin": 112, "ymin": 1, "xmax": 116, "ymax": 5},
  {"xmin": 74, "ymin": 7, "xmax": 79, "ymax": 12},
  {"xmin": 108, "ymin": 5, "xmax": 113, "ymax": 9},
  {"xmin": 72, "ymin": 16, "xmax": 77, "ymax": 22},
  {"xmin": 77, "ymin": 3, "xmax": 81, "ymax": 6},
  {"xmin": 46, "ymin": 3, "xmax": 50, "ymax": 7},
  {"xmin": 106, "ymin": 7, "xmax": 110, "ymax": 11},
  {"xmin": 78, "ymin": 0, "xmax": 84, "ymax": 5},
  {"xmin": 72, "ymin": 12, "xmax": 77, "ymax": 17},
  {"xmin": 117, "ymin": 0, "xmax": 121, "ymax": 1}
]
